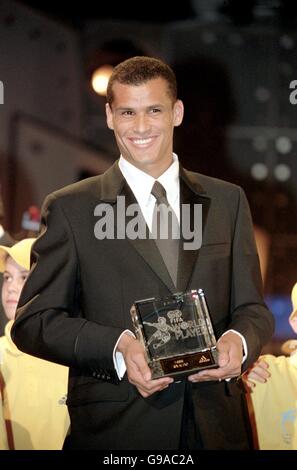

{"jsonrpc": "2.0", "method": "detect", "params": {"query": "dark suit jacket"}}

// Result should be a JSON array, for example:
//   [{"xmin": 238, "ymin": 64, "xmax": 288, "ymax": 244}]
[{"xmin": 12, "ymin": 162, "xmax": 274, "ymax": 450}]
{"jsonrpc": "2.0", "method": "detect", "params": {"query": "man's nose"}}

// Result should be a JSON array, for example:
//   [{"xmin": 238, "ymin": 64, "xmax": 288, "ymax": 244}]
[{"xmin": 133, "ymin": 113, "xmax": 151, "ymax": 134}]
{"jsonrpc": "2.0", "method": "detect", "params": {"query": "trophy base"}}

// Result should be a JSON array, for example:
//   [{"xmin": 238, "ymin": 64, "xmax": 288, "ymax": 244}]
[{"xmin": 150, "ymin": 347, "xmax": 218, "ymax": 380}]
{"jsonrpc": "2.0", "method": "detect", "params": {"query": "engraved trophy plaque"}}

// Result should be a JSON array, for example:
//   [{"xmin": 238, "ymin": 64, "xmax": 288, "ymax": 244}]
[{"xmin": 130, "ymin": 289, "xmax": 218, "ymax": 380}]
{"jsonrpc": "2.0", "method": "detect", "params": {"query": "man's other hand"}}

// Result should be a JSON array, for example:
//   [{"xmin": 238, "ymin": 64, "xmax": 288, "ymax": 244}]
[{"xmin": 187, "ymin": 331, "xmax": 243, "ymax": 383}]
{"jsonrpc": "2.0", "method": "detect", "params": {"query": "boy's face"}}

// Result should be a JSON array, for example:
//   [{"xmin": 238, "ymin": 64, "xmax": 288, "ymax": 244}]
[{"xmin": 1, "ymin": 256, "xmax": 29, "ymax": 320}]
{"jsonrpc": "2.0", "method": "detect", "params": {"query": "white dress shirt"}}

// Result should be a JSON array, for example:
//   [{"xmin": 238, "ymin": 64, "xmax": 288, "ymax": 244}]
[{"xmin": 118, "ymin": 153, "xmax": 180, "ymax": 229}]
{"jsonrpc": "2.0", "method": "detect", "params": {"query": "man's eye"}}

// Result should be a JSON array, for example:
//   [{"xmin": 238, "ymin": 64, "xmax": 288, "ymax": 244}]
[
  {"xmin": 122, "ymin": 110, "xmax": 134, "ymax": 116},
  {"xmin": 150, "ymin": 108, "xmax": 161, "ymax": 113}
]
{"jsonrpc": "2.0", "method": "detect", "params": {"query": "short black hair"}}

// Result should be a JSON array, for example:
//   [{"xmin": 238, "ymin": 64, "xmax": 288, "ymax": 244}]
[{"xmin": 106, "ymin": 56, "xmax": 177, "ymax": 106}]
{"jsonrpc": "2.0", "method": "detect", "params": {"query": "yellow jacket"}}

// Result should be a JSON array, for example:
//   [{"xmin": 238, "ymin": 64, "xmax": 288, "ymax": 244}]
[
  {"xmin": 0, "ymin": 321, "xmax": 70, "ymax": 450},
  {"xmin": 251, "ymin": 353, "xmax": 297, "ymax": 450},
  {"xmin": 0, "ymin": 389, "xmax": 8, "ymax": 450}
]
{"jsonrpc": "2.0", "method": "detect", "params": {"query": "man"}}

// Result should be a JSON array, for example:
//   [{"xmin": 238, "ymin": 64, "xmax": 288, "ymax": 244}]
[{"xmin": 12, "ymin": 56, "xmax": 274, "ymax": 450}]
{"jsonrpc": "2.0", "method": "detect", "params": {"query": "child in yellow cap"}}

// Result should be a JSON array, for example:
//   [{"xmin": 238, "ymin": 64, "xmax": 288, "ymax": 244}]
[
  {"xmin": 0, "ymin": 238, "xmax": 34, "ymax": 321},
  {"xmin": 245, "ymin": 282, "xmax": 297, "ymax": 449},
  {"xmin": 0, "ymin": 239, "xmax": 70, "ymax": 449}
]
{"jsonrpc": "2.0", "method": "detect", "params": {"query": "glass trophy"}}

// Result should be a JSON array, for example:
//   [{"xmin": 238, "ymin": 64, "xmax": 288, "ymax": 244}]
[{"xmin": 130, "ymin": 289, "xmax": 218, "ymax": 380}]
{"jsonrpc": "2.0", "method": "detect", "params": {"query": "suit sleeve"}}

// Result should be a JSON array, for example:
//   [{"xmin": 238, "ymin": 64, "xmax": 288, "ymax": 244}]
[
  {"xmin": 227, "ymin": 187, "xmax": 274, "ymax": 368},
  {"xmin": 12, "ymin": 194, "xmax": 123, "ymax": 381}
]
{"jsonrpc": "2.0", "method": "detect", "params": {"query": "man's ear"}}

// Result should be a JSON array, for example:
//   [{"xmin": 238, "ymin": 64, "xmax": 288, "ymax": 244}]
[
  {"xmin": 106, "ymin": 103, "xmax": 114, "ymax": 130},
  {"xmin": 173, "ymin": 100, "xmax": 184, "ymax": 127}
]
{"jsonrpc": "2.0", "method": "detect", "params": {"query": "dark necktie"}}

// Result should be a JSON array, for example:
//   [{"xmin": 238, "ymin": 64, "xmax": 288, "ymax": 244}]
[{"xmin": 151, "ymin": 181, "xmax": 179, "ymax": 287}]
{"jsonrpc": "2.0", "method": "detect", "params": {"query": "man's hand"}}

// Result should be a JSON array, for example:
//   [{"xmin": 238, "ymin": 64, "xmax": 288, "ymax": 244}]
[
  {"xmin": 242, "ymin": 358, "xmax": 270, "ymax": 389},
  {"xmin": 117, "ymin": 333, "xmax": 173, "ymax": 397},
  {"xmin": 188, "ymin": 331, "xmax": 243, "ymax": 383}
]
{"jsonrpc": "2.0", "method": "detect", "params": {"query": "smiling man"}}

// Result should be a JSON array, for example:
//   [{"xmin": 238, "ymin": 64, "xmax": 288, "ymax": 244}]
[
  {"xmin": 105, "ymin": 74, "xmax": 183, "ymax": 178},
  {"xmin": 12, "ymin": 56, "xmax": 274, "ymax": 450}
]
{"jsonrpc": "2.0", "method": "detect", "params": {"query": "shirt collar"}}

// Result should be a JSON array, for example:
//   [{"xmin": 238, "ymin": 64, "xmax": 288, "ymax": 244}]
[{"xmin": 118, "ymin": 154, "xmax": 179, "ymax": 207}]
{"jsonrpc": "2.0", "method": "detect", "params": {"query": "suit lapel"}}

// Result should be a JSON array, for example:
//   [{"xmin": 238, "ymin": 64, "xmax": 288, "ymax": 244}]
[
  {"xmin": 97, "ymin": 161, "xmax": 211, "ymax": 293},
  {"xmin": 177, "ymin": 168, "xmax": 211, "ymax": 292}
]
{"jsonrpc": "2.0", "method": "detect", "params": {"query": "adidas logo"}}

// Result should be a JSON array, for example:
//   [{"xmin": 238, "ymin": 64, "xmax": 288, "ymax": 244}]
[{"xmin": 198, "ymin": 355, "xmax": 210, "ymax": 363}]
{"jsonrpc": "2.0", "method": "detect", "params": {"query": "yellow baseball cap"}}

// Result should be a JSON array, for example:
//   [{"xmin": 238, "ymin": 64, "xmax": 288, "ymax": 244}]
[{"xmin": 0, "ymin": 238, "xmax": 36, "ymax": 272}]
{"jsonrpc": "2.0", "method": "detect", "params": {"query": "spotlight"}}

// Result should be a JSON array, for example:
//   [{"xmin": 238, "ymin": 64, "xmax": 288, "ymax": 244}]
[{"xmin": 91, "ymin": 65, "xmax": 114, "ymax": 96}]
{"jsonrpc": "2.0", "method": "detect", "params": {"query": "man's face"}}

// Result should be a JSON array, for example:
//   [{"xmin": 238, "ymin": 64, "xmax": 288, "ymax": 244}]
[
  {"xmin": 1, "ymin": 256, "xmax": 29, "ymax": 320},
  {"xmin": 106, "ymin": 77, "xmax": 184, "ymax": 177}
]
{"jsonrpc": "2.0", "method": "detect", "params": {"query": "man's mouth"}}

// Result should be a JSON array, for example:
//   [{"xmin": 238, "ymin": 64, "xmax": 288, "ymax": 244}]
[{"xmin": 129, "ymin": 137, "xmax": 155, "ymax": 147}]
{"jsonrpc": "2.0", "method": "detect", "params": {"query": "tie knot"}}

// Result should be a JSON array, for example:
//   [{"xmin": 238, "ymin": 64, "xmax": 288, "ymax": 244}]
[{"xmin": 151, "ymin": 181, "xmax": 168, "ymax": 205}]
